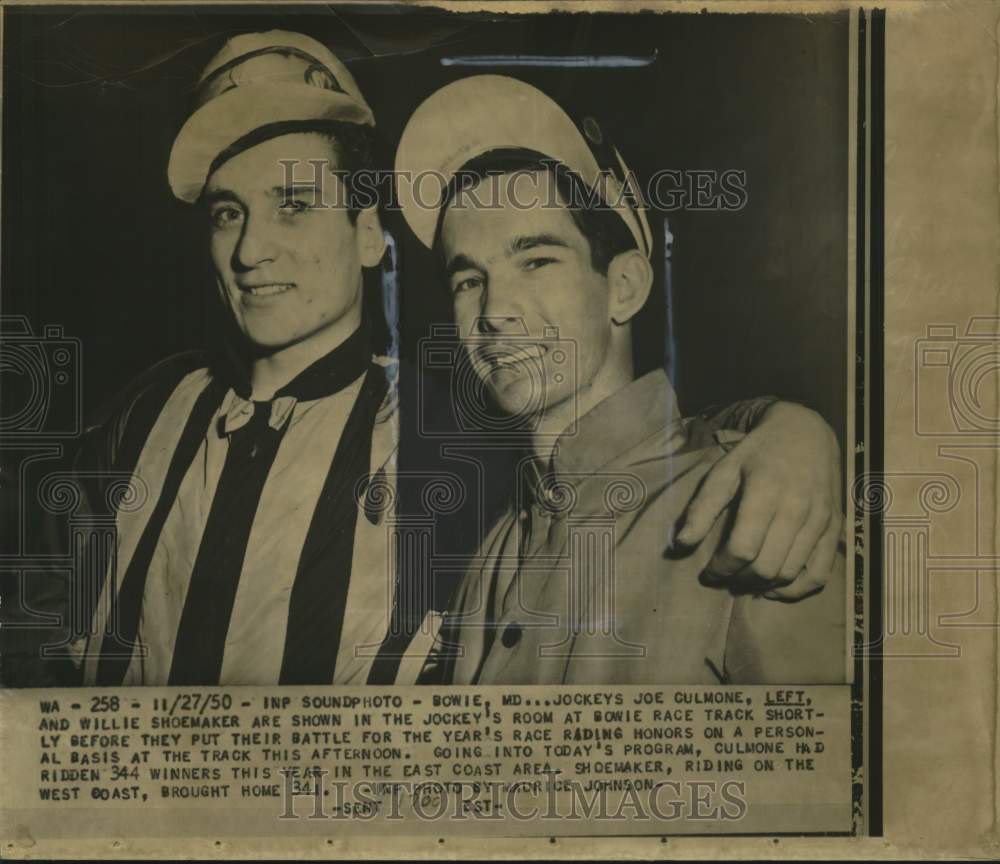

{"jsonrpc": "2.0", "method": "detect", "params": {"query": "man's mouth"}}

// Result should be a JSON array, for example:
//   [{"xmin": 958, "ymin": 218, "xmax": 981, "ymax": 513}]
[
  {"xmin": 238, "ymin": 283, "xmax": 294, "ymax": 298},
  {"xmin": 476, "ymin": 343, "xmax": 548, "ymax": 371}
]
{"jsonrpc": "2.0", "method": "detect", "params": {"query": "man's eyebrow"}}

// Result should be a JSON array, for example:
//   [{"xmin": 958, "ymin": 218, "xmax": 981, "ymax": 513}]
[
  {"xmin": 507, "ymin": 233, "xmax": 570, "ymax": 255},
  {"xmin": 202, "ymin": 189, "xmax": 242, "ymax": 207},
  {"xmin": 268, "ymin": 183, "xmax": 324, "ymax": 199},
  {"xmin": 444, "ymin": 253, "xmax": 483, "ymax": 278}
]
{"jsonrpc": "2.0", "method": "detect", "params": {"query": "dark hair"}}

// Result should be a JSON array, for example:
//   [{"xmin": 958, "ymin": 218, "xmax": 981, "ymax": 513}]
[
  {"xmin": 206, "ymin": 119, "xmax": 377, "ymax": 223},
  {"xmin": 431, "ymin": 148, "xmax": 638, "ymax": 274}
]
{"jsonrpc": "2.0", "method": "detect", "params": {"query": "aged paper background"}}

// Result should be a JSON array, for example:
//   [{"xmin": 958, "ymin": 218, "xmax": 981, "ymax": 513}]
[
  {"xmin": 879, "ymin": 0, "xmax": 1000, "ymax": 857},
  {"xmin": 0, "ymin": 0, "xmax": 998, "ymax": 859}
]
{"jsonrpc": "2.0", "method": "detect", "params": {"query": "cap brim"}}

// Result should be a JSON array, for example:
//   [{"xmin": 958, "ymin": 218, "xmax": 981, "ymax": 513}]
[
  {"xmin": 394, "ymin": 74, "xmax": 650, "ymax": 255},
  {"xmin": 168, "ymin": 83, "xmax": 374, "ymax": 202},
  {"xmin": 394, "ymin": 75, "xmax": 600, "ymax": 250}
]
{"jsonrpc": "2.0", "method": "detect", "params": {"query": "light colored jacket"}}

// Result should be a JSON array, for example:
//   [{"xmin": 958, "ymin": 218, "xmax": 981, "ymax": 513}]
[{"xmin": 424, "ymin": 370, "xmax": 847, "ymax": 686}]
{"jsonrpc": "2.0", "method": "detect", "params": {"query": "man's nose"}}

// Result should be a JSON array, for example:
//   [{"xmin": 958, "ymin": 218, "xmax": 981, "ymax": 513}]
[
  {"xmin": 232, "ymin": 214, "xmax": 278, "ymax": 271},
  {"xmin": 475, "ymin": 283, "xmax": 527, "ymax": 336}
]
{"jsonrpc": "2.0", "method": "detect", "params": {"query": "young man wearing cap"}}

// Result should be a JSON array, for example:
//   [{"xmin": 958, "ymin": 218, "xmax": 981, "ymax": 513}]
[
  {"xmin": 42, "ymin": 37, "xmax": 841, "ymax": 689},
  {"xmin": 64, "ymin": 31, "xmax": 404, "ymax": 687},
  {"xmin": 397, "ymin": 76, "xmax": 846, "ymax": 685}
]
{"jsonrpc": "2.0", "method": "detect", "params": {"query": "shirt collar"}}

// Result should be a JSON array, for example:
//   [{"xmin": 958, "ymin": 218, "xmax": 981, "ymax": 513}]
[
  {"xmin": 217, "ymin": 321, "xmax": 376, "ymax": 437},
  {"xmin": 220, "ymin": 393, "xmax": 298, "ymax": 436},
  {"xmin": 226, "ymin": 320, "xmax": 373, "ymax": 403}
]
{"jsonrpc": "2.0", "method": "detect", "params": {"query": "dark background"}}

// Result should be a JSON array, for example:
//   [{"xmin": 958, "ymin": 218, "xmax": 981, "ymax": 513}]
[
  {"xmin": 0, "ymin": 5, "xmax": 850, "ymax": 685},
  {"xmin": 2, "ymin": 4, "xmax": 849, "ymax": 452}
]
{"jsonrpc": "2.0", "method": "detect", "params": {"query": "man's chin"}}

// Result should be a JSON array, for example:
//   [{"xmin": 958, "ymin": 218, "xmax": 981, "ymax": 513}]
[
  {"xmin": 240, "ymin": 328, "xmax": 297, "ymax": 348},
  {"xmin": 486, "ymin": 379, "xmax": 552, "ymax": 425}
]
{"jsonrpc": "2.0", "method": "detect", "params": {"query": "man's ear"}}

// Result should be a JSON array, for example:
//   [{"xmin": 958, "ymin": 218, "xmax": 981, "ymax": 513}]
[
  {"xmin": 355, "ymin": 206, "xmax": 386, "ymax": 268},
  {"xmin": 607, "ymin": 249, "xmax": 653, "ymax": 325}
]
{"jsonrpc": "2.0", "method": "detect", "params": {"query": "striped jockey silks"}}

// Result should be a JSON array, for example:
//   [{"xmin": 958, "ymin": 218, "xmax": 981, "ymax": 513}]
[{"xmin": 78, "ymin": 324, "xmax": 429, "ymax": 686}]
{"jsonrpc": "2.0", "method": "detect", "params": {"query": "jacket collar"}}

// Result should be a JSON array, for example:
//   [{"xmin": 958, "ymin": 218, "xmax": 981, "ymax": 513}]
[
  {"xmin": 553, "ymin": 368, "xmax": 683, "ymax": 479},
  {"xmin": 216, "ymin": 322, "xmax": 384, "ymax": 437},
  {"xmin": 229, "ymin": 320, "xmax": 373, "ymax": 403},
  {"xmin": 519, "ymin": 369, "xmax": 685, "ymax": 508}
]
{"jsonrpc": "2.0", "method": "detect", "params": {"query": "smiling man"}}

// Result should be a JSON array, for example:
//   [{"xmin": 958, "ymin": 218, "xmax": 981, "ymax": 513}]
[
  {"xmin": 65, "ymin": 31, "xmax": 403, "ymax": 686},
  {"xmin": 397, "ymin": 76, "xmax": 847, "ymax": 684}
]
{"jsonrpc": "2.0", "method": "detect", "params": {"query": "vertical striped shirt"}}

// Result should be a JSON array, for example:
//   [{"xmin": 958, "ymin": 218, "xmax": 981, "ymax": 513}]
[{"xmin": 71, "ymin": 331, "xmax": 436, "ymax": 686}]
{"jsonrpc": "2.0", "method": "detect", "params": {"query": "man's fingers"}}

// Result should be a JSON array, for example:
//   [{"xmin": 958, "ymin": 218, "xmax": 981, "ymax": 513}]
[
  {"xmin": 768, "ymin": 515, "xmax": 841, "ymax": 597},
  {"xmin": 763, "ymin": 573, "xmax": 826, "ymax": 601},
  {"xmin": 748, "ymin": 495, "xmax": 812, "ymax": 579},
  {"xmin": 776, "ymin": 502, "xmax": 832, "ymax": 581},
  {"xmin": 708, "ymin": 479, "xmax": 780, "ymax": 575},
  {"xmin": 673, "ymin": 454, "xmax": 742, "ymax": 548},
  {"xmin": 766, "ymin": 455, "xmax": 844, "ymax": 597}
]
